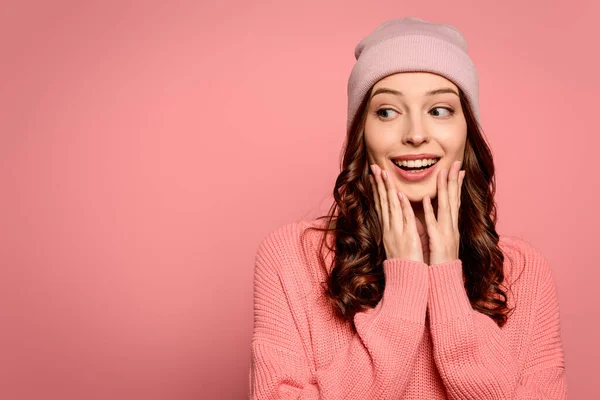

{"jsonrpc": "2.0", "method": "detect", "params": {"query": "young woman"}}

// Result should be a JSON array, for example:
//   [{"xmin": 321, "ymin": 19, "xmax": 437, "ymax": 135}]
[{"xmin": 249, "ymin": 17, "xmax": 567, "ymax": 399}]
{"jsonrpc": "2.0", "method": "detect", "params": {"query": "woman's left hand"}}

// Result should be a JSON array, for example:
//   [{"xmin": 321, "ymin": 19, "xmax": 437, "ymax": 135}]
[{"xmin": 423, "ymin": 160, "xmax": 465, "ymax": 265}]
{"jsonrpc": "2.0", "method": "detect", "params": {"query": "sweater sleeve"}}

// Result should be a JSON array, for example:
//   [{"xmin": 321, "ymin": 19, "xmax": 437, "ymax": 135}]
[
  {"xmin": 426, "ymin": 258, "xmax": 567, "ymax": 400},
  {"xmin": 249, "ymin": 227, "xmax": 429, "ymax": 400}
]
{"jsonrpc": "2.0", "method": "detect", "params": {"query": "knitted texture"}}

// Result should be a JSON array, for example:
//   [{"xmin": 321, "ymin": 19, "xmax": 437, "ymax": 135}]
[
  {"xmin": 347, "ymin": 17, "xmax": 481, "ymax": 132},
  {"xmin": 248, "ymin": 219, "xmax": 567, "ymax": 399}
]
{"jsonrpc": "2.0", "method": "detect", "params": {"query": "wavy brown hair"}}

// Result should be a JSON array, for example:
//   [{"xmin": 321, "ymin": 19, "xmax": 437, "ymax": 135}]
[{"xmin": 302, "ymin": 82, "xmax": 515, "ymax": 333}]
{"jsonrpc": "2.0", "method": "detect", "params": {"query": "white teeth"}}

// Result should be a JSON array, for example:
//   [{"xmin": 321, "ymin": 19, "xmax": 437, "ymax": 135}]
[{"xmin": 393, "ymin": 158, "xmax": 439, "ymax": 168}]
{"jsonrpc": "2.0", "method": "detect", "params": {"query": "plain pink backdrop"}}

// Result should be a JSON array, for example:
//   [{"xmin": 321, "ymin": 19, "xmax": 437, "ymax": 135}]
[{"xmin": 1, "ymin": 0, "xmax": 598, "ymax": 398}]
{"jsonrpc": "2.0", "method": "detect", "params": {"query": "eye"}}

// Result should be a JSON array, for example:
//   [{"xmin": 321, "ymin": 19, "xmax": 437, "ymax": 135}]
[
  {"xmin": 430, "ymin": 107, "xmax": 455, "ymax": 118},
  {"xmin": 376, "ymin": 108, "xmax": 399, "ymax": 120}
]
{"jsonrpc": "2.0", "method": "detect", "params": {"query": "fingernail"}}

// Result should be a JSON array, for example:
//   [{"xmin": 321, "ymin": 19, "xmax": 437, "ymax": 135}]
[
  {"xmin": 382, "ymin": 170, "xmax": 387, "ymax": 180},
  {"xmin": 370, "ymin": 164, "xmax": 376, "ymax": 174}
]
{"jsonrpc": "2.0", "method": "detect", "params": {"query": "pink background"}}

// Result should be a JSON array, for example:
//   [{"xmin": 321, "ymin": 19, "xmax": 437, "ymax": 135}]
[{"xmin": 1, "ymin": 1, "xmax": 597, "ymax": 398}]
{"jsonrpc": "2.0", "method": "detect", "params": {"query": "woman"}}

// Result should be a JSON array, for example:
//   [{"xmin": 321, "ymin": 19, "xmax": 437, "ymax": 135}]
[{"xmin": 249, "ymin": 17, "xmax": 567, "ymax": 399}]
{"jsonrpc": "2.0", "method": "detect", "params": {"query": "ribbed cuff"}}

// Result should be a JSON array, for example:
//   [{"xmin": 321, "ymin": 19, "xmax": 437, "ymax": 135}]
[
  {"xmin": 427, "ymin": 259, "xmax": 473, "ymax": 325},
  {"xmin": 381, "ymin": 259, "xmax": 429, "ymax": 323}
]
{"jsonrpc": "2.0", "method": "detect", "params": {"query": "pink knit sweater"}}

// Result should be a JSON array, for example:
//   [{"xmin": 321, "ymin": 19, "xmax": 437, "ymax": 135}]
[{"xmin": 248, "ymin": 219, "xmax": 567, "ymax": 399}]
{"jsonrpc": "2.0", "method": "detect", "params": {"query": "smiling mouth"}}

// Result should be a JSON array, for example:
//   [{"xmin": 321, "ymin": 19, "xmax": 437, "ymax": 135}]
[{"xmin": 392, "ymin": 158, "xmax": 440, "ymax": 173}]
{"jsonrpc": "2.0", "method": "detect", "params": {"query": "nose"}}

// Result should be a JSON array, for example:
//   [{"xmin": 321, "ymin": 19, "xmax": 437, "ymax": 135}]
[{"xmin": 402, "ymin": 115, "xmax": 429, "ymax": 146}]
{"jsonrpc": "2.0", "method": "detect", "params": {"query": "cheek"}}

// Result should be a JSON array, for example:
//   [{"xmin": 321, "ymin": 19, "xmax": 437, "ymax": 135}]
[
  {"xmin": 364, "ymin": 125, "xmax": 397, "ymax": 154},
  {"xmin": 440, "ymin": 128, "xmax": 467, "ymax": 156}
]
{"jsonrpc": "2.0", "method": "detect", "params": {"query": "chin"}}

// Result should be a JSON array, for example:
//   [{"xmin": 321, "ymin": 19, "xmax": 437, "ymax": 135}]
[{"xmin": 405, "ymin": 190, "xmax": 437, "ymax": 203}]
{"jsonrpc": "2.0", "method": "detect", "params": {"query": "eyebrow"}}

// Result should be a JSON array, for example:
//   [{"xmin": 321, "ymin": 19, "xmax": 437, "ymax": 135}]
[{"xmin": 370, "ymin": 87, "xmax": 459, "ymax": 99}]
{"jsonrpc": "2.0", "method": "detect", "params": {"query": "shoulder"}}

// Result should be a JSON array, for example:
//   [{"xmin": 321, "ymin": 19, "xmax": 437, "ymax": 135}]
[
  {"xmin": 498, "ymin": 235, "xmax": 551, "ymax": 270},
  {"xmin": 255, "ymin": 220, "xmax": 301, "ymax": 271},
  {"xmin": 255, "ymin": 218, "xmax": 330, "ymax": 280},
  {"xmin": 497, "ymin": 234, "xmax": 556, "ymax": 294},
  {"xmin": 256, "ymin": 219, "xmax": 318, "ymax": 257},
  {"xmin": 497, "ymin": 236, "xmax": 563, "ymax": 337}
]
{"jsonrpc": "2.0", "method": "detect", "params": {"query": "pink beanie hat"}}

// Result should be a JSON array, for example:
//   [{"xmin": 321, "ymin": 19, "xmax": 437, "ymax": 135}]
[{"xmin": 347, "ymin": 17, "xmax": 480, "ymax": 132}]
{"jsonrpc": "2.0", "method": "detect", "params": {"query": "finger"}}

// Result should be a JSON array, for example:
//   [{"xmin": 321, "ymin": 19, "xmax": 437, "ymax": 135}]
[
  {"xmin": 397, "ymin": 188, "xmax": 417, "ymax": 233},
  {"xmin": 369, "ymin": 174, "xmax": 383, "ymax": 227},
  {"xmin": 458, "ymin": 170, "xmax": 465, "ymax": 214},
  {"xmin": 380, "ymin": 168, "xmax": 396, "ymax": 231},
  {"xmin": 373, "ymin": 165, "xmax": 390, "ymax": 232},
  {"xmin": 437, "ymin": 167, "xmax": 451, "ymax": 228},
  {"xmin": 422, "ymin": 195, "xmax": 437, "ymax": 237},
  {"xmin": 448, "ymin": 161, "xmax": 461, "ymax": 233},
  {"xmin": 382, "ymin": 167, "xmax": 404, "ymax": 233}
]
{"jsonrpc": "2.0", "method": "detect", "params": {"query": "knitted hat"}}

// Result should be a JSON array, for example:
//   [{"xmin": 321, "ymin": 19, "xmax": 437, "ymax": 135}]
[{"xmin": 347, "ymin": 17, "xmax": 480, "ymax": 132}]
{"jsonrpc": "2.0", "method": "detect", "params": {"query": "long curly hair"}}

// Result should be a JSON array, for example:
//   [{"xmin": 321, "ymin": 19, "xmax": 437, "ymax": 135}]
[{"xmin": 302, "ymin": 82, "xmax": 514, "ymax": 333}]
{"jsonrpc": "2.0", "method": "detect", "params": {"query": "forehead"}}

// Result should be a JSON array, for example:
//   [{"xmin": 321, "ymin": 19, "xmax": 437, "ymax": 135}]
[{"xmin": 372, "ymin": 71, "xmax": 459, "ymax": 94}]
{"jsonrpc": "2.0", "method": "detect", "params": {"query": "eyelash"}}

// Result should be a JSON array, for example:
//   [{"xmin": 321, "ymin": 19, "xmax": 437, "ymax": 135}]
[{"xmin": 376, "ymin": 107, "xmax": 455, "ymax": 120}]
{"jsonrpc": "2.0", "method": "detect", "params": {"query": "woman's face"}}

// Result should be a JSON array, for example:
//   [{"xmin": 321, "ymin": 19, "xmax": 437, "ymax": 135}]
[{"xmin": 364, "ymin": 72, "xmax": 467, "ymax": 202}]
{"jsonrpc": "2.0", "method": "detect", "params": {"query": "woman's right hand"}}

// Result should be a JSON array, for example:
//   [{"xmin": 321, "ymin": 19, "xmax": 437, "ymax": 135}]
[{"xmin": 369, "ymin": 163, "xmax": 425, "ymax": 263}]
